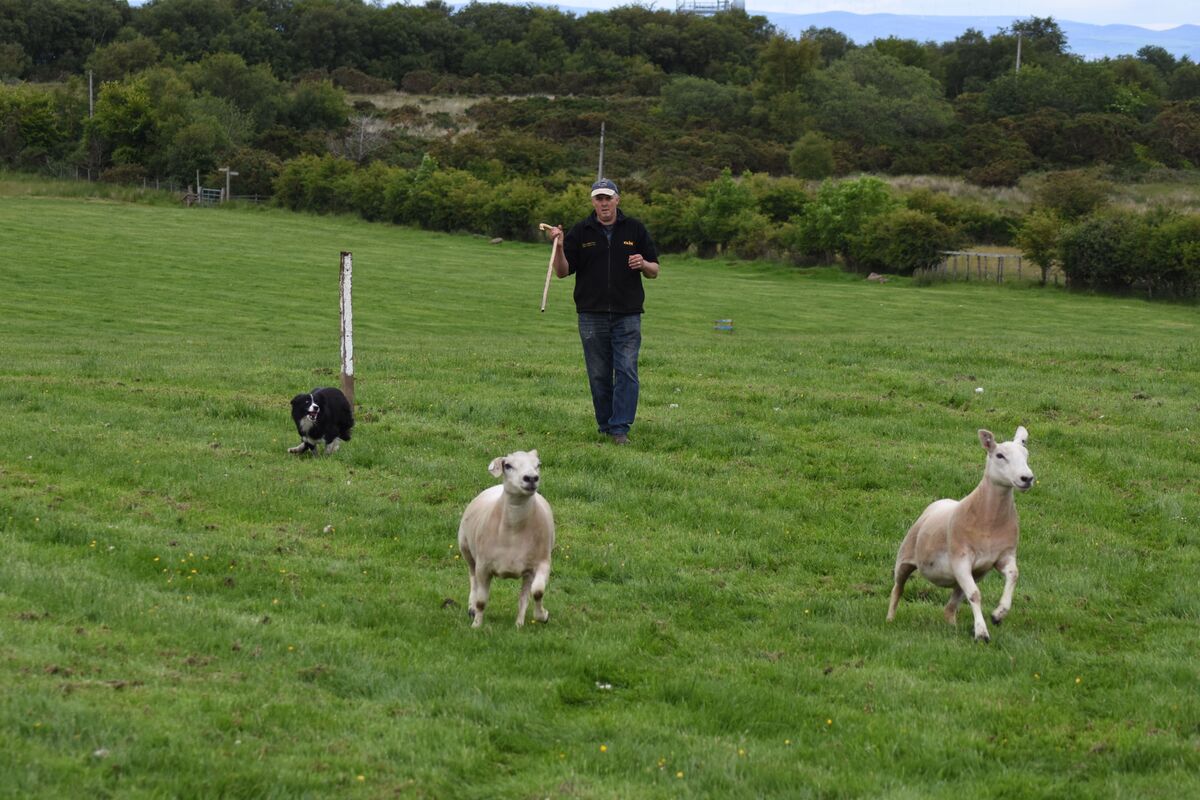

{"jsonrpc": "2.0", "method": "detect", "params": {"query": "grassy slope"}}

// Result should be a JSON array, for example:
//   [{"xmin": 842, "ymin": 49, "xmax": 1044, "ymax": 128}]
[{"xmin": 0, "ymin": 188, "xmax": 1197, "ymax": 799}]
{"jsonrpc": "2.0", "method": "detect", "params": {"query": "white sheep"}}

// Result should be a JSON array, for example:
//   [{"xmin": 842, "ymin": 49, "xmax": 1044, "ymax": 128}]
[
  {"xmin": 887, "ymin": 426, "xmax": 1034, "ymax": 642},
  {"xmin": 457, "ymin": 450, "xmax": 555, "ymax": 628}
]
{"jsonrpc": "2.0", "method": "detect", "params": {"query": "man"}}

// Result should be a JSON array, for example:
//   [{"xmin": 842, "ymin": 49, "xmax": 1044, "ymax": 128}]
[{"xmin": 548, "ymin": 178, "xmax": 660, "ymax": 446}]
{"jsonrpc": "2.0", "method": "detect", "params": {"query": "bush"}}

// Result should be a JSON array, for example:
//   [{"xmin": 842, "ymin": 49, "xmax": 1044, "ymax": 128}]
[
  {"xmin": 966, "ymin": 158, "xmax": 1027, "ymax": 187},
  {"xmin": 639, "ymin": 190, "xmax": 695, "ymax": 253},
  {"xmin": 399, "ymin": 70, "xmax": 439, "ymax": 94},
  {"xmin": 1033, "ymin": 170, "xmax": 1113, "ymax": 220},
  {"xmin": 100, "ymin": 162, "xmax": 147, "ymax": 185},
  {"xmin": 905, "ymin": 188, "xmax": 1017, "ymax": 245},
  {"xmin": 791, "ymin": 176, "xmax": 897, "ymax": 266},
  {"xmin": 273, "ymin": 153, "xmax": 355, "ymax": 213},
  {"xmin": 660, "ymin": 76, "xmax": 752, "ymax": 129},
  {"xmin": 482, "ymin": 178, "xmax": 542, "ymax": 239},
  {"xmin": 851, "ymin": 208, "xmax": 960, "ymax": 275},
  {"xmin": 789, "ymin": 131, "xmax": 835, "ymax": 179},
  {"xmin": 1143, "ymin": 213, "xmax": 1200, "ymax": 298},
  {"xmin": 685, "ymin": 169, "xmax": 761, "ymax": 258},
  {"xmin": 745, "ymin": 174, "xmax": 810, "ymax": 223},
  {"xmin": 1058, "ymin": 208, "xmax": 1149, "ymax": 291},
  {"xmin": 346, "ymin": 161, "xmax": 396, "ymax": 222},
  {"xmin": 533, "ymin": 183, "xmax": 592, "ymax": 235},
  {"xmin": 331, "ymin": 67, "xmax": 394, "ymax": 94},
  {"xmin": 403, "ymin": 156, "xmax": 487, "ymax": 232}
]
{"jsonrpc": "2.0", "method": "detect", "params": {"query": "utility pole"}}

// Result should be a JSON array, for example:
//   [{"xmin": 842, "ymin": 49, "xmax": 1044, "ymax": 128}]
[
  {"xmin": 88, "ymin": 70, "xmax": 94, "ymax": 117},
  {"xmin": 597, "ymin": 122, "xmax": 605, "ymax": 180},
  {"xmin": 1015, "ymin": 32, "xmax": 1022, "ymax": 73},
  {"xmin": 218, "ymin": 166, "xmax": 238, "ymax": 202}
]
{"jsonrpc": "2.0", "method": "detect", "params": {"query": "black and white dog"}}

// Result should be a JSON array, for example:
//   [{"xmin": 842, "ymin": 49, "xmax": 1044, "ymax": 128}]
[{"xmin": 288, "ymin": 387, "xmax": 354, "ymax": 455}]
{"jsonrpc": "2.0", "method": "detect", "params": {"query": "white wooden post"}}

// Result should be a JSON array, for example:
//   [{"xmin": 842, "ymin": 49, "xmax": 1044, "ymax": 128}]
[{"xmin": 339, "ymin": 251, "xmax": 355, "ymax": 409}]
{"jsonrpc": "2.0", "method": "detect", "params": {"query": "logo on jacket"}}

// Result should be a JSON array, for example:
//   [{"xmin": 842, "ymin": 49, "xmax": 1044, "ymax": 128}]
[{"xmin": 582, "ymin": 241, "xmax": 596, "ymax": 248}]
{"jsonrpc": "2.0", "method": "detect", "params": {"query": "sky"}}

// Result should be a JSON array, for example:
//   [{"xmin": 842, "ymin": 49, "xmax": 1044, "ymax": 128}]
[{"xmin": 548, "ymin": 2, "xmax": 1199, "ymax": 29}]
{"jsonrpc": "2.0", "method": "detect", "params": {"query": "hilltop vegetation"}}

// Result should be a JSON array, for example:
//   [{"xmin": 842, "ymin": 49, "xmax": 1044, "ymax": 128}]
[{"xmin": 2, "ymin": 1, "xmax": 1199, "ymax": 296}]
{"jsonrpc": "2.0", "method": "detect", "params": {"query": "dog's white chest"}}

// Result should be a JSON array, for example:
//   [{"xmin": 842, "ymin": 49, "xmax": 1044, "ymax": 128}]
[{"xmin": 298, "ymin": 416, "xmax": 315, "ymax": 435}]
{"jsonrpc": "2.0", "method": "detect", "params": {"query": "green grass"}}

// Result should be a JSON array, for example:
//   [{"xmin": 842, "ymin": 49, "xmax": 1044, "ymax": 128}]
[{"xmin": 1, "ymin": 180, "xmax": 1198, "ymax": 799}]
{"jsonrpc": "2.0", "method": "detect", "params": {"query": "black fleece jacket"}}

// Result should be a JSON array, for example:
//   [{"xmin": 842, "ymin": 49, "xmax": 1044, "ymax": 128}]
[{"xmin": 562, "ymin": 210, "xmax": 659, "ymax": 314}]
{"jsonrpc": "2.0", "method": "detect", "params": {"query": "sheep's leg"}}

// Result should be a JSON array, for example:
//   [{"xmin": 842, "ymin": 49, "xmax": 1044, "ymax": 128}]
[
  {"xmin": 991, "ymin": 554, "xmax": 1019, "ymax": 625},
  {"xmin": 944, "ymin": 587, "xmax": 964, "ymax": 624},
  {"xmin": 471, "ymin": 572, "xmax": 492, "ymax": 628},
  {"xmin": 516, "ymin": 573, "xmax": 533, "ymax": 627},
  {"xmin": 531, "ymin": 563, "xmax": 550, "ymax": 623},
  {"xmin": 887, "ymin": 561, "xmax": 917, "ymax": 621},
  {"xmin": 465, "ymin": 556, "xmax": 478, "ymax": 621},
  {"xmin": 951, "ymin": 556, "xmax": 990, "ymax": 642}
]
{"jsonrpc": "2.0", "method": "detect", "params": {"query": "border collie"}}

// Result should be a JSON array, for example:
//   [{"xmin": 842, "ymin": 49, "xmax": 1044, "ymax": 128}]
[{"xmin": 288, "ymin": 387, "xmax": 354, "ymax": 455}]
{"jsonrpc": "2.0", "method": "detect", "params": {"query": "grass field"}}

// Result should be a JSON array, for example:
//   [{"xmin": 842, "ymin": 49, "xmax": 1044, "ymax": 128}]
[{"xmin": 1, "ymin": 180, "xmax": 1198, "ymax": 798}]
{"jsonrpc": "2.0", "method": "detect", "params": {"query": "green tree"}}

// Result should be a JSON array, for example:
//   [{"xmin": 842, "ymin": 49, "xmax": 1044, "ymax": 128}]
[
  {"xmin": 85, "ymin": 76, "xmax": 156, "ymax": 167},
  {"xmin": 85, "ymin": 35, "xmax": 162, "ymax": 83},
  {"xmin": 803, "ymin": 49, "xmax": 954, "ymax": 163},
  {"xmin": 754, "ymin": 35, "xmax": 820, "ymax": 100},
  {"xmin": 0, "ymin": 85, "xmax": 64, "ymax": 166},
  {"xmin": 284, "ymin": 80, "xmax": 347, "ymax": 130},
  {"xmin": 1168, "ymin": 64, "xmax": 1200, "ymax": 101},
  {"xmin": 853, "ymin": 208, "xmax": 959, "ymax": 275},
  {"xmin": 1144, "ymin": 214, "xmax": 1200, "ymax": 298},
  {"xmin": 684, "ymin": 168, "xmax": 765, "ymax": 258},
  {"xmin": 183, "ymin": 52, "xmax": 285, "ymax": 129},
  {"xmin": 799, "ymin": 26, "xmax": 853, "ymax": 66},
  {"xmin": 1034, "ymin": 170, "xmax": 1113, "ymax": 220},
  {"xmin": 1015, "ymin": 209, "xmax": 1062, "ymax": 285},
  {"xmin": 0, "ymin": 42, "xmax": 30, "ymax": 79},
  {"xmin": 660, "ymin": 76, "xmax": 752, "ymax": 128},
  {"xmin": 1004, "ymin": 17, "xmax": 1069, "ymax": 60},
  {"xmin": 791, "ymin": 176, "xmax": 897, "ymax": 266},
  {"xmin": 1136, "ymin": 45, "xmax": 1177, "ymax": 77},
  {"xmin": 1058, "ymin": 208, "xmax": 1150, "ymax": 292},
  {"xmin": 131, "ymin": 0, "xmax": 235, "ymax": 61},
  {"xmin": 788, "ymin": 131, "xmax": 835, "ymax": 179}
]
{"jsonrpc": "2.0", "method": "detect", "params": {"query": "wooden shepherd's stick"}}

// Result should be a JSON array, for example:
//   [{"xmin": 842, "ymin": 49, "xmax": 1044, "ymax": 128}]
[{"xmin": 538, "ymin": 223, "xmax": 559, "ymax": 312}]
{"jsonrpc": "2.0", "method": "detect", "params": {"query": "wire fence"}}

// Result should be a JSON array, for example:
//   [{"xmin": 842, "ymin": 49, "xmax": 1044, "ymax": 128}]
[
  {"xmin": 34, "ymin": 162, "xmax": 269, "ymax": 206},
  {"xmin": 914, "ymin": 250, "xmax": 1060, "ymax": 286}
]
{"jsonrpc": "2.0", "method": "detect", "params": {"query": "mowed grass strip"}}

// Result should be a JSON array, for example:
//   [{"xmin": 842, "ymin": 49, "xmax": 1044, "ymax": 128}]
[{"xmin": 1, "ymin": 185, "xmax": 1198, "ymax": 798}]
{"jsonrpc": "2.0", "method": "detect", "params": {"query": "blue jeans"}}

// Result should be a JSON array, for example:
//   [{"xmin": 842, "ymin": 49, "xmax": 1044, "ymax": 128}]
[{"xmin": 578, "ymin": 312, "xmax": 641, "ymax": 436}]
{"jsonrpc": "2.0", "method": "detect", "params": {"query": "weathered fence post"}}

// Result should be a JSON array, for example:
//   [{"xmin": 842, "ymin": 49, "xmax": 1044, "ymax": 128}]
[{"xmin": 339, "ymin": 251, "xmax": 355, "ymax": 409}]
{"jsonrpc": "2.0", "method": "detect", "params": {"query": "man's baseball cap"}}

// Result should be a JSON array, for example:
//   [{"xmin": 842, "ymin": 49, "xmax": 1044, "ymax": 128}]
[{"xmin": 591, "ymin": 178, "xmax": 619, "ymax": 197}]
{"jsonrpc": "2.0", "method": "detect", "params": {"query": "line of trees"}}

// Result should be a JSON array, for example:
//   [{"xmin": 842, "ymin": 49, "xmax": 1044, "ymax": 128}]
[
  {"xmin": 1, "ymin": 1, "xmax": 1198, "ymax": 297},
  {"xmin": 3, "ymin": 1, "xmax": 1200, "ymax": 188}
]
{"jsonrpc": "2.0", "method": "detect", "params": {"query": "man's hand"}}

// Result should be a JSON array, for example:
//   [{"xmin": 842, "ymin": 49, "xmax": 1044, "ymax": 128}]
[{"xmin": 629, "ymin": 253, "xmax": 659, "ymax": 279}]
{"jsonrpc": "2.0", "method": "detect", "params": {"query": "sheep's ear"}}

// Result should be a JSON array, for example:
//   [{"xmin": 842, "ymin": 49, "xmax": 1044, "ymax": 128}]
[
  {"xmin": 488, "ymin": 457, "xmax": 505, "ymax": 477},
  {"xmin": 979, "ymin": 429, "xmax": 996, "ymax": 451},
  {"xmin": 1015, "ymin": 426, "xmax": 1028, "ymax": 447},
  {"xmin": 528, "ymin": 449, "xmax": 538, "ymax": 460}
]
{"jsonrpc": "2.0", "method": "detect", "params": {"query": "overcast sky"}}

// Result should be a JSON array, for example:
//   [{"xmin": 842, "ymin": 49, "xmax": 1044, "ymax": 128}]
[{"xmin": 549, "ymin": 1, "xmax": 1198, "ymax": 29}]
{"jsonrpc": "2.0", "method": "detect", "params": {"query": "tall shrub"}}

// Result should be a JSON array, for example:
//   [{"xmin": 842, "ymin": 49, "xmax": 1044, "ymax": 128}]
[
  {"xmin": 1144, "ymin": 214, "xmax": 1200, "ymax": 298},
  {"xmin": 790, "ymin": 176, "xmax": 897, "ymax": 266},
  {"xmin": 1058, "ymin": 209, "xmax": 1150, "ymax": 291},
  {"xmin": 1015, "ymin": 209, "xmax": 1062, "ymax": 285},
  {"xmin": 852, "ymin": 208, "xmax": 960, "ymax": 275},
  {"xmin": 684, "ymin": 169, "xmax": 767, "ymax": 258}
]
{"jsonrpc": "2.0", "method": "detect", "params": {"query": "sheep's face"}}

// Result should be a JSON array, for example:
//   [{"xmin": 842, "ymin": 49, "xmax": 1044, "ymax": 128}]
[
  {"xmin": 980, "ymin": 426, "xmax": 1034, "ymax": 491},
  {"xmin": 488, "ymin": 450, "xmax": 541, "ymax": 496}
]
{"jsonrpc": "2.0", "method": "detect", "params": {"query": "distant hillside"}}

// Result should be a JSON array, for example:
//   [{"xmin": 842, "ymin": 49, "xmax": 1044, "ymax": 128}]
[{"xmin": 758, "ymin": 11, "xmax": 1200, "ymax": 61}]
